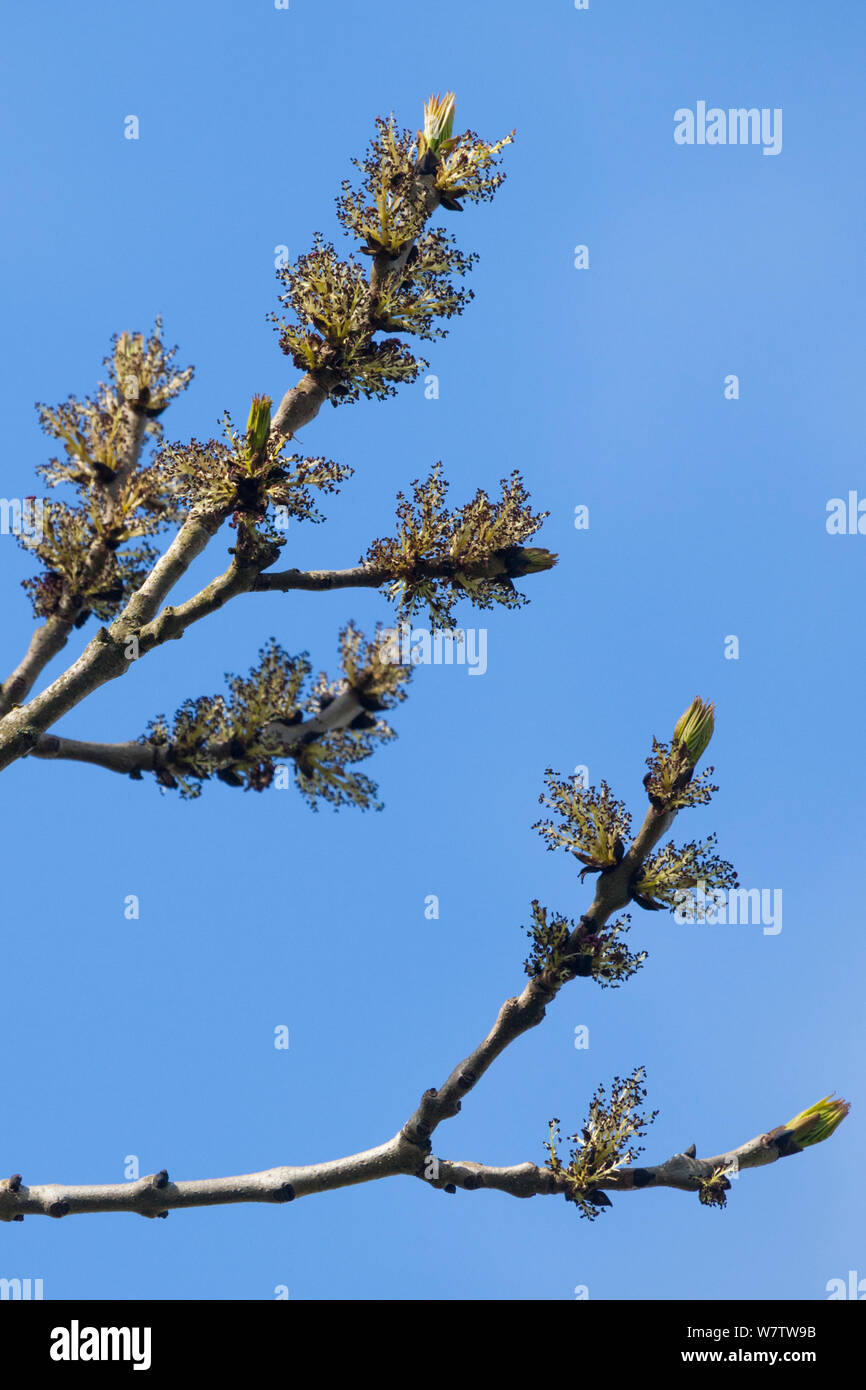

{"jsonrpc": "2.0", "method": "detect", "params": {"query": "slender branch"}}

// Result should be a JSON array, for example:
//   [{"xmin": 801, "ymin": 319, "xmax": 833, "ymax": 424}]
[
  {"xmin": 120, "ymin": 507, "xmax": 230, "ymax": 630},
  {"xmin": 0, "ymin": 1136, "xmax": 421, "ymax": 1221},
  {"xmin": 402, "ymin": 803, "xmax": 678, "ymax": 1148},
  {"xmin": 428, "ymin": 1124, "xmax": 802, "ymax": 1200},
  {"xmin": 111, "ymin": 401, "xmax": 150, "ymax": 492},
  {"xmin": 28, "ymin": 684, "xmax": 368, "ymax": 779},
  {"xmin": 0, "ymin": 615, "xmax": 77, "ymax": 719},
  {"xmin": 602, "ymin": 1128, "xmax": 797, "ymax": 1194},
  {"xmin": 29, "ymin": 736, "xmax": 160, "ymax": 776},
  {"xmin": 136, "ymin": 554, "xmax": 256, "ymax": 653},
  {"xmin": 254, "ymin": 553, "xmax": 535, "ymax": 594},
  {"xmin": 402, "ymin": 978, "xmax": 558, "ymax": 1147},
  {"xmin": 256, "ymin": 562, "xmax": 426, "ymax": 593}
]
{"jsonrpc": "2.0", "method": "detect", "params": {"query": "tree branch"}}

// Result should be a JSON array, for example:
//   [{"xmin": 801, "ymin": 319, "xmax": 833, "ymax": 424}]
[
  {"xmin": 19, "ymin": 718, "xmax": 691, "ymax": 1221},
  {"xmin": 119, "ymin": 507, "xmax": 230, "ymax": 631},
  {"xmin": 0, "ymin": 1076, "xmax": 820, "ymax": 1222},
  {"xmin": 0, "ymin": 402, "xmax": 151, "ymax": 719},
  {"xmin": 256, "ymin": 561, "xmax": 428, "ymax": 593},
  {"xmin": 0, "ymin": 1137, "xmax": 421, "ymax": 1221},
  {"xmin": 0, "ymin": 507, "xmax": 229, "ymax": 772},
  {"xmin": 270, "ymin": 371, "xmax": 333, "ymax": 443},
  {"xmin": 401, "ymin": 801, "xmax": 679, "ymax": 1147},
  {"xmin": 428, "ymin": 1123, "xmax": 805, "ymax": 1201},
  {"xmin": 0, "ymin": 804, "xmax": 843, "ymax": 1219},
  {"xmin": 0, "ymin": 615, "xmax": 78, "ymax": 719},
  {"xmin": 4, "ymin": 531, "xmax": 554, "ymax": 779},
  {"xmin": 29, "ymin": 736, "xmax": 160, "ymax": 776},
  {"xmin": 0, "ymin": 122, "xmax": 501, "ymax": 767},
  {"xmin": 28, "ymin": 683, "xmax": 369, "ymax": 780},
  {"xmin": 269, "ymin": 171, "xmax": 440, "ymax": 441},
  {"xmin": 254, "ymin": 551, "xmax": 550, "ymax": 594}
]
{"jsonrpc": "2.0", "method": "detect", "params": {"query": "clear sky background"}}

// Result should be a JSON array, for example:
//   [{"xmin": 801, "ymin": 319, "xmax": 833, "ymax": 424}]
[{"xmin": 1, "ymin": 0, "xmax": 863, "ymax": 1301}]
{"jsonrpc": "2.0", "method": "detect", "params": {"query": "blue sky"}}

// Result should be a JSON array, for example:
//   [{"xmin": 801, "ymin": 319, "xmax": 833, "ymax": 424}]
[{"xmin": 1, "ymin": 0, "xmax": 863, "ymax": 1300}]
